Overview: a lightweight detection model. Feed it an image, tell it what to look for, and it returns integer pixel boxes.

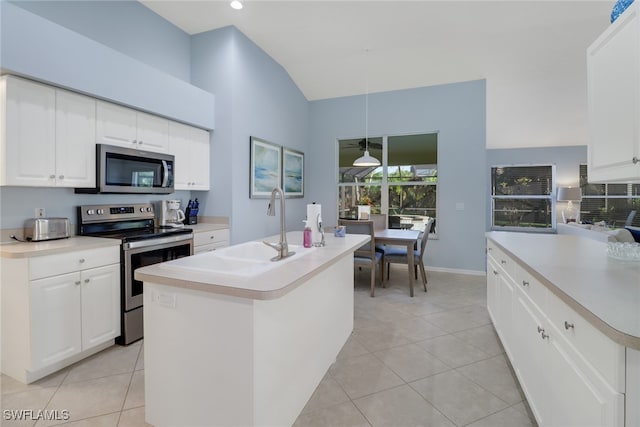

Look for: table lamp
[557,187,582,223]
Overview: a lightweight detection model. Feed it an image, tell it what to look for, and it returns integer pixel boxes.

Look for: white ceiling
[140,0,615,149]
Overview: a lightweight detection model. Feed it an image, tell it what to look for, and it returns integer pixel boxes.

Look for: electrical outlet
[35,208,46,218]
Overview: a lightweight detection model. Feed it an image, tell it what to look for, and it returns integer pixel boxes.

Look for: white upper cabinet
[0,76,56,186]
[96,101,169,153]
[587,2,640,183]
[0,75,95,188]
[169,121,210,190]
[55,89,96,188]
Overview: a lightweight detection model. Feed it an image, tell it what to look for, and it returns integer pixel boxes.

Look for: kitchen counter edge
[0,236,121,258]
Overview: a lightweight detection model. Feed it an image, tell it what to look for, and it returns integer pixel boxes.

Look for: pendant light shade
[353,49,380,167]
[353,149,381,167]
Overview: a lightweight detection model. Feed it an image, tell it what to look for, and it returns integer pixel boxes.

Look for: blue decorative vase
[611,0,634,23]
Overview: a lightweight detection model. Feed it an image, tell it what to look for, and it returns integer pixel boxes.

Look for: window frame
[337,133,439,237]
[490,164,557,232]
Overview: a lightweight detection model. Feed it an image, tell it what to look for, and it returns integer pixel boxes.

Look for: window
[491,165,555,231]
[338,133,437,233]
[579,165,640,227]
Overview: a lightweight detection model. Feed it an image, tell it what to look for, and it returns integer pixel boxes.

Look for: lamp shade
[557,187,582,202]
[353,150,381,167]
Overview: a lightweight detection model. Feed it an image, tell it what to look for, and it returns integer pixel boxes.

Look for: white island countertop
[135,231,369,300]
[487,232,640,349]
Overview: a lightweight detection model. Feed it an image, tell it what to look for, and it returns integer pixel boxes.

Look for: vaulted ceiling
[141,1,615,149]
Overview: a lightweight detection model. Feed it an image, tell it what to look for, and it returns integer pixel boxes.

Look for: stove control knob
[97,209,105,215]
[140,207,145,212]
[86,209,95,215]
[147,207,153,212]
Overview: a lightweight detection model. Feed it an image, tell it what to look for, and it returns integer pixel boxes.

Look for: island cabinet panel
[486,236,626,427]
[143,255,355,427]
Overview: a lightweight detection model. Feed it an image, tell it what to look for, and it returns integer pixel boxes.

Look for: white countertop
[187,222,229,233]
[487,232,640,347]
[0,236,120,258]
[135,231,369,300]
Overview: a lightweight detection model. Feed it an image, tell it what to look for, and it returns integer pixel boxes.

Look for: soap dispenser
[303,220,312,248]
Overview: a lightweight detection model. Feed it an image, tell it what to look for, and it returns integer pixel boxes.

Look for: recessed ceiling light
[230,1,243,10]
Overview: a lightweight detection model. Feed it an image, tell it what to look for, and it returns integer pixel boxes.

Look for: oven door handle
[123,233,193,250]
[161,160,169,188]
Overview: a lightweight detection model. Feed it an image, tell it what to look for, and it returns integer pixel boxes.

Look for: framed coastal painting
[282,147,304,198]
[250,136,282,198]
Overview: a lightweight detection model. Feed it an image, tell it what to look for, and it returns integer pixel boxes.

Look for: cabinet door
[30,272,82,370]
[512,294,550,426]
[81,264,120,349]
[55,90,96,188]
[136,112,169,153]
[2,76,56,186]
[548,333,624,427]
[497,272,514,359]
[486,257,500,326]
[96,101,137,148]
[189,128,210,190]
[169,121,192,189]
[587,6,640,182]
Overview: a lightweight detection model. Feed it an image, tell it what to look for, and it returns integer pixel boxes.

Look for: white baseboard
[424,265,486,276]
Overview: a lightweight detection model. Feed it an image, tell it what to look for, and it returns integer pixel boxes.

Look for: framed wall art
[250,136,282,198]
[282,147,304,198]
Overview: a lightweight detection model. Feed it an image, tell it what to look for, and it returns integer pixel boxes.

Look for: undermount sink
[159,241,315,277]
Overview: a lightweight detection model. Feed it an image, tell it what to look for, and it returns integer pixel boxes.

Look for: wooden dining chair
[338,219,385,297]
[385,218,434,292]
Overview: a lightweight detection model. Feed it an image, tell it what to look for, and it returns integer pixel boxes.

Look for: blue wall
[9,0,191,82]
[309,81,488,273]
[191,27,310,244]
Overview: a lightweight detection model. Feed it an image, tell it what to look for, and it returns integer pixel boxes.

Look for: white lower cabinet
[487,238,625,426]
[194,228,229,254]
[1,246,120,383]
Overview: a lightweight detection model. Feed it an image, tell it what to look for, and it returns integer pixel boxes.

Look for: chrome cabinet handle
[633,156,639,164]
[49,174,56,179]
[79,258,85,263]
[84,278,90,283]
[75,281,81,285]
[139,140,143,145]
[488,247,493,251]
[541,331,549,340]
[564,321,574,330]
[522,280,529,287]
[492,270,498,275]
[210,236,215,239]
[501,259,507,264]
[537,326,544,334]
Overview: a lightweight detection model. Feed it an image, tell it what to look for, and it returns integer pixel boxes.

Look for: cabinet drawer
[514,267,547,311]
[487,241,515,278]
[194,229,229,247]
[30,246,120,280]
[194,241,228,254]
[547,293,625,391]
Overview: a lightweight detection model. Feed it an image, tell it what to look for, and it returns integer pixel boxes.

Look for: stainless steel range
[77,203,193,345]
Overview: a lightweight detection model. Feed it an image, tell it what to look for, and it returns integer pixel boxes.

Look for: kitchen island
[486,232,640,427]
[135,231,369,427]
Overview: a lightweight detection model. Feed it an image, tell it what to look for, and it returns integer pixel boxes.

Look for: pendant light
[353,49,381,167]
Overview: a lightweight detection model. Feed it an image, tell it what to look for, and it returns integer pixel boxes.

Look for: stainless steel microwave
[76,144,175,194]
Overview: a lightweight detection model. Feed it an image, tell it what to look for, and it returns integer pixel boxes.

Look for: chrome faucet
[263,187,295,261]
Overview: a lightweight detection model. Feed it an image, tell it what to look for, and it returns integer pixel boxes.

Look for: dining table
[374,228,421,297]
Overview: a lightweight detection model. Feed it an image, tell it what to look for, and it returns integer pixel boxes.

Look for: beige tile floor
[1,266,537,427]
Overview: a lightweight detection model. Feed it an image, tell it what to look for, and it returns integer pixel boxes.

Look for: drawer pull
[84,278,90,283]
[79,258,85,263]
[541,332,549,340]
[488,247,493,251]
[564,321,574,330]
[537,326,545,334]
[493,270,498,275]
[75,281,81,286]
[522,280,529,287]
[210,236,215,239]
[501,259,507,264]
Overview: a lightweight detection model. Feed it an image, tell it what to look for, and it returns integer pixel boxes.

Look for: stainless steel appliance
[76,144,175,194]
[23,218,71,241]
[78,203,193,344]
[157,200,186,227]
